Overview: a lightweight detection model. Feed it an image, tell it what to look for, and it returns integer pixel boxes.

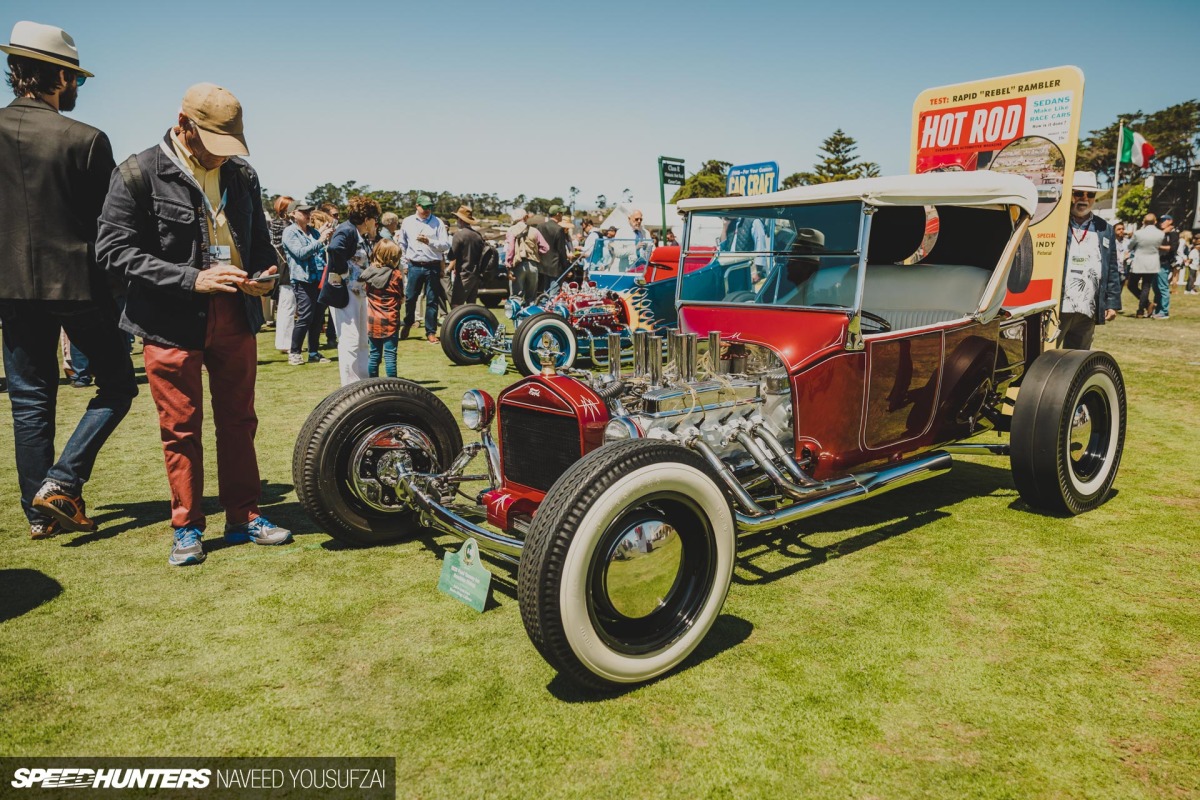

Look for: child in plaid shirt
[361,239,406,377]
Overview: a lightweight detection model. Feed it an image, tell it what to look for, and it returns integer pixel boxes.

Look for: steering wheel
[811,303,892,333]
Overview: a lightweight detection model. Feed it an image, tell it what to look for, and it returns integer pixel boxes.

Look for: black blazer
[96,132,276,350]
[537,220,571,278]
[0,97,116,302]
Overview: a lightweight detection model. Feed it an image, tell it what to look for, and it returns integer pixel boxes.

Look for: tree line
[264,102,1199,217]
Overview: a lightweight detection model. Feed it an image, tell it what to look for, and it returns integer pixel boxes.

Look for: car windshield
[679,201,864,307]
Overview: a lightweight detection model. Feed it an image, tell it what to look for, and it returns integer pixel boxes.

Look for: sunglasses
[72,72,87,87]
[1072,191,1095,199]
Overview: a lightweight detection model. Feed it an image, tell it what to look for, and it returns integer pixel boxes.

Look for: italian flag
[1120,127,1155,167]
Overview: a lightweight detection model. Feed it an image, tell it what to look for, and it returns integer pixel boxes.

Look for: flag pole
[1113,120,1122,215]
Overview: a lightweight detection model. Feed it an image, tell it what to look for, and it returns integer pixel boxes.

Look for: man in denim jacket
[97,83,291,566]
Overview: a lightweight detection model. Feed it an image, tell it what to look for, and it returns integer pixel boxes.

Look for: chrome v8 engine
[567,331,793,463]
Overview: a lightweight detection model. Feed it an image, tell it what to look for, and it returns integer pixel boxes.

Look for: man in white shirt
[613,209,653,271]
[397,194,450,343]
[1059,172,1121,349]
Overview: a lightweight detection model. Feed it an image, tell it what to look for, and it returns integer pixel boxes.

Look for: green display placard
[437,539,492,613]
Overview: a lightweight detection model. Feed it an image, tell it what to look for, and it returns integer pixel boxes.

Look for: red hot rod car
[294,172,1126,689]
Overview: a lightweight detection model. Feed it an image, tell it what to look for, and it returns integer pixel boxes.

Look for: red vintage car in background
[295,172,1126,689]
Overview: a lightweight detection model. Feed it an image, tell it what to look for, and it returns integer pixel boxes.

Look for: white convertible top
[676,171,1038,216]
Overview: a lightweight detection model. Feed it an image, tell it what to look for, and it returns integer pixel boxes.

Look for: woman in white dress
[325,196,377,385]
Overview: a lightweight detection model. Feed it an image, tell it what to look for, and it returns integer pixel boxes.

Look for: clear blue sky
[7,0,1199,214]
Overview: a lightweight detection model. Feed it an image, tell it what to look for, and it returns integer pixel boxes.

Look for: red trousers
[143,294,260,530]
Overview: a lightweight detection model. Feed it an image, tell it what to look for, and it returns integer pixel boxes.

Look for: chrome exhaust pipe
[607,333,622,381]
[688,436,767,515]
[707,331,723,374]
[682,333,698,382]
[733,430,810,501]
[733,451,953,532]
[667,333,684,380]
[633,330,648,378]
[733,429,854,503]
[747,419,821,487]
[648,335,664,387]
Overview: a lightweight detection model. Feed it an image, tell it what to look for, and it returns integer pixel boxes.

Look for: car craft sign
[726,162,779,197]
[911,66,1085,306]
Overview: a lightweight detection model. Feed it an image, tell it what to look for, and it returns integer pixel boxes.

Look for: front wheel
[1010,349,1126,515]
[518,440,736,689]
[512,312,578,376]
[293,379,463,545]
[440,304,500,365]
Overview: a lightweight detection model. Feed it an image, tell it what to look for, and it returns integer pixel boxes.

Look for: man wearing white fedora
[0,21,138,539]
[1059,171,1122,350]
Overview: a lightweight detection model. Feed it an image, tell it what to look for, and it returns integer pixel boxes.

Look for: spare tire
[1007,230,1035,295]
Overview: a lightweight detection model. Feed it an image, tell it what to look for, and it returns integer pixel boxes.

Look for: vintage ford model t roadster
[295,172,1126,689]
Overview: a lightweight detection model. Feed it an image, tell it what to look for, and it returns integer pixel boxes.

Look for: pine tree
[782,130,879,188]
[670,160,732,202]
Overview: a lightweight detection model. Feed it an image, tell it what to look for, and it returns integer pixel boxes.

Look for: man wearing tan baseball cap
[180,82,248,157]
[97,82,292,566]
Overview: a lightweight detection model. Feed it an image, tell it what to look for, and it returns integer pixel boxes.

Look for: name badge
[208,245,231,263]
[1071,254,1088,267]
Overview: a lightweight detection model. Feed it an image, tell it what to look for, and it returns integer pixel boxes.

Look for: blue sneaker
[224,515,292,545]
[169,527,206,566]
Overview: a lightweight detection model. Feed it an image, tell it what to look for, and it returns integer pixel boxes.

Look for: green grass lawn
[2,296,1199,799]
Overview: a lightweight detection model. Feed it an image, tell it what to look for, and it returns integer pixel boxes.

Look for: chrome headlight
[461,390,495,431]
[604,416,642,443]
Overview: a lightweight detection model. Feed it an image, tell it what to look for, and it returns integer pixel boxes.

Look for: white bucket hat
[1071,171,1100,193]
[1,21,93,78]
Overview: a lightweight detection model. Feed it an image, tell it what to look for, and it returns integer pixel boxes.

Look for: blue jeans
[403,263,441,335]
[1154,266,1171,315]
[69,340,91,385]
[0,300,138,522]
[368,335,398,377]
[290,280,325,356]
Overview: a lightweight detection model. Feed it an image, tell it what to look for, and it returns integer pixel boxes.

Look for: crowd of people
[255,194,662,381]
[2,20,1196,568]
[0,18,670,567]
[1116,210,1198,319]
[1053,170,1194,350]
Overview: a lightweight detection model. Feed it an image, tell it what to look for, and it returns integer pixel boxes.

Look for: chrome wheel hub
[604,519,682,618]
[457,320,492,354]
[1069,402,1092,463]
[349,424,438,512]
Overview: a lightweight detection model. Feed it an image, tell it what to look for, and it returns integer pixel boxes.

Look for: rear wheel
[512,312,578,376]
[293,379,463,545]
[518,440,736,689]
[440,304,500,365]
[1010,349,1125,514]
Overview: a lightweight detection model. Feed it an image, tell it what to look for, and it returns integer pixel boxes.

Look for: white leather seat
[862,264,990,330]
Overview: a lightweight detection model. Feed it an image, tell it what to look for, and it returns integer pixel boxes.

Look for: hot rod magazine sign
[911,66,1085,306]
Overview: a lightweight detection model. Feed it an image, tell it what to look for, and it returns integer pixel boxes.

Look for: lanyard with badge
[159,139,230,267]
[1069,219,1092,273]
